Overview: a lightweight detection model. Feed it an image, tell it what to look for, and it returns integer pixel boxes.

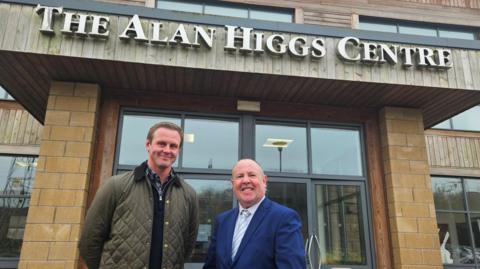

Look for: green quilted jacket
[79,162,199,269]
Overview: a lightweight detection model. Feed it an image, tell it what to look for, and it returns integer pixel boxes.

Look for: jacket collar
[133,161,181,187]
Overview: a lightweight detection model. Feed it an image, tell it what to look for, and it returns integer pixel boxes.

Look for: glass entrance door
[306,182,373,269]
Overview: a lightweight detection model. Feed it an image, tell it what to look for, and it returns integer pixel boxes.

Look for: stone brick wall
[18,82,100,269]
[379,107,442,269]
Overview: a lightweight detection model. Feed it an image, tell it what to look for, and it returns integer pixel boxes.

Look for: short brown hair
[146,122,184,147]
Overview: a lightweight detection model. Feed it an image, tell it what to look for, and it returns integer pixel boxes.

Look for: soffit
[1,51,479,127]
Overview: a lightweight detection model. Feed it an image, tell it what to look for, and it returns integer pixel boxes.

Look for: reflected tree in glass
[436,212,474,264]
[471,214,480,263]
[0,156,37,258]
[185,179,232,263]
[466,179,480,211]
[432,177,465,211]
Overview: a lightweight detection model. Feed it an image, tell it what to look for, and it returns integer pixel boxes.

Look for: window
[0,86,14,101]
[315,184,366,265]
[359,17,478,40]
[184,178,233,263]
[183,118,239,170]
[116,111,240,171]
[311,127,363,176]
[0,156,37,268]
[432,176,480,268]
[156,0,293,23]
[255,123,308,173]
[432,106,480,132]
[114,108,372,268]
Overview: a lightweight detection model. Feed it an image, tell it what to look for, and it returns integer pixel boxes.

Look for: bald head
[232,159,265,177]
[231,159,267,208]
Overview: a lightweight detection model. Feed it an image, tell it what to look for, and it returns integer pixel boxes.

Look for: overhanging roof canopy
[1,50,479,127]
[1,1,479,126]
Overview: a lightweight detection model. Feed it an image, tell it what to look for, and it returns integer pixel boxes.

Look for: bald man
[203,159,306,269]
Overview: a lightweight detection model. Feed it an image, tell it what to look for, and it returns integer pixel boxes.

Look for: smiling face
[231,159,267,209]
[145,127,181,172]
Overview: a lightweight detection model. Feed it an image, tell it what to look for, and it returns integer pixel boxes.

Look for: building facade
[0,0,479,268]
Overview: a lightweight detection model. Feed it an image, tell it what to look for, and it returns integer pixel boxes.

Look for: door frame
[308,180,375,269]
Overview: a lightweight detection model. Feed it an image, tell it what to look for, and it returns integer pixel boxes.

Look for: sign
[35,4,453,69]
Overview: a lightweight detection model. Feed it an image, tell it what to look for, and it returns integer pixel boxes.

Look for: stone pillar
[18,82,100,269]
[379,107,442,269]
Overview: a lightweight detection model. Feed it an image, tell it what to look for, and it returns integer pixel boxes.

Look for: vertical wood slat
[3,3,480,92]
[426,133,480,169]
[0,107,42,147]
[2,4,21,50]
[0,108,6,143]
[10,109,22,144]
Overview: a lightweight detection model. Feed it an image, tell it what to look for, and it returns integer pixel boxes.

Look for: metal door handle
[305,235,314,269]
[313,234,322,269]
[305,236,310,268]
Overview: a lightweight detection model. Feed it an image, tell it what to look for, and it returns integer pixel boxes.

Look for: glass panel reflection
[358,22,397,33]
[452,106,480,131]
[250,10,292,22]
[437,212,474,264]
[183,118,239,170]
[185,179,232,263]
[466,179,480,211]
[432,177,465,211]
[439,29,475,40]
[118,114,181,166]
[0,156,36,197]
[204,5,248,18]
[399,25,437,36]
[157,0,203,13]
[0,200,28,258]
[311,128,362,176]
[471,214,480,263]
[432,119,452,129]
[255,123,308,173]
[268,182,308,238]
[315,184,366,265]
[0,156,36,258]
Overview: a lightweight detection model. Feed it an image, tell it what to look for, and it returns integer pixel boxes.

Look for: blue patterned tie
[231,209,251,259]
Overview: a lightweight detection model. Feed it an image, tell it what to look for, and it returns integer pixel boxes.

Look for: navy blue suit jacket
[203,198,306,269]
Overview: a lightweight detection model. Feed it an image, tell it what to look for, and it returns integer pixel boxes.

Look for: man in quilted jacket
[79,122,199,269]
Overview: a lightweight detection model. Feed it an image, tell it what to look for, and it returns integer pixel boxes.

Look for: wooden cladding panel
[0,107,42,146]
[303,10,352,27]
[426,132,480,169]
[395,0,480,9]
[1,3,479,93]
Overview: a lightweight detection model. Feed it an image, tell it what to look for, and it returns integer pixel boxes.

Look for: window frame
[359,16,479,40]
[114,107,242,175]
[155,0,294,23]
[432,175,480,268]
[0,154,38,269]
[113,107,373,268]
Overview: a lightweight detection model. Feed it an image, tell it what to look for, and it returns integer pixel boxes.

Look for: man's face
[145,127,181,170]
[231,159,267,208]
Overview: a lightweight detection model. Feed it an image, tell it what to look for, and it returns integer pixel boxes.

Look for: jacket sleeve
[78,177,119,269]
[184,188,199,259]
[274,210,307,269]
